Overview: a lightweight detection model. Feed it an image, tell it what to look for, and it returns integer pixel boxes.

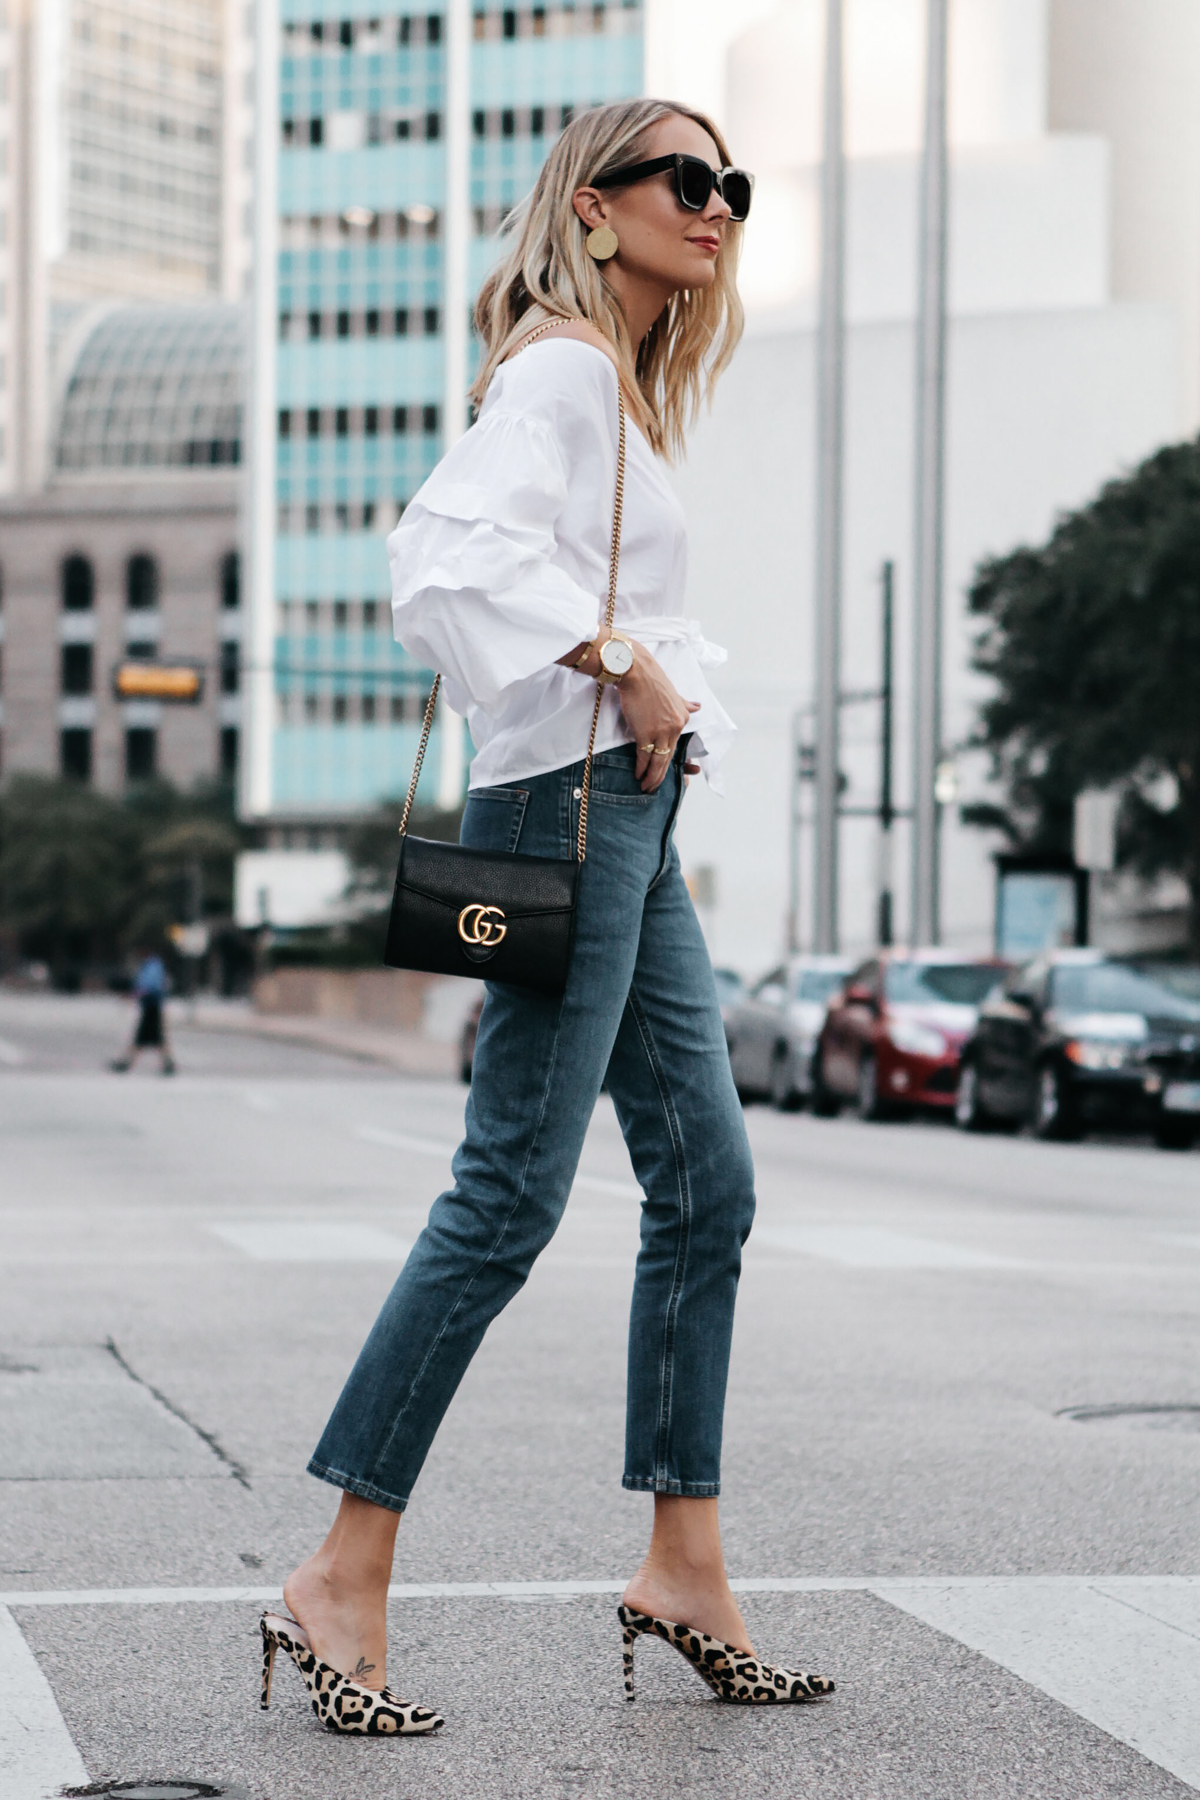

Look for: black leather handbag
[383,338,626,995]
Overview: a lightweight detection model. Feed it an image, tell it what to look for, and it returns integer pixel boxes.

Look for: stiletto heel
[617,1604,834,1705]
[258,1611,444,1735]
[621,1618,638,1701]
[260,1619,277,1709]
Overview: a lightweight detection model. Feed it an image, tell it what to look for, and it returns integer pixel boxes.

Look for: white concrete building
[0,0,225,495]
[643,0,1197,973]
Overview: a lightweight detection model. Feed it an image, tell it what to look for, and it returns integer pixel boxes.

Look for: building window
[62,554,94,611]
[125,728,157,782]
[61,728,92,781]
[127,553,158,610]
[220,641,240,694]
[333,601,348,629]
[393,405,409,434]
[423,306,439,335]
[394,307,409,335]
[307,408,320,438]
[362,692,376,723]
[308,311,322,339]
[364,406,378,436]
[363,599,378,628]
[220,726,239,778]
[221,551,240,610]
[61,643,93,695]
[306,503,320,533]
[278,409,291,438]
[332,694,348,723]
[337,310,350,338]
[366,308,380,335]
[336,407,349,437]
[422,404,438,433]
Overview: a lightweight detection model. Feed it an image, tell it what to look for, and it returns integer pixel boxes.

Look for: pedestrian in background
[110,950,175,1076]
[260,97,834,1737]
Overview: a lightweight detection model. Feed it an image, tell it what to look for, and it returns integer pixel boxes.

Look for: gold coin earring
[585,224,619,262]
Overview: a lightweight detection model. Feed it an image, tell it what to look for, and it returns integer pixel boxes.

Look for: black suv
[955,951,1200,1149]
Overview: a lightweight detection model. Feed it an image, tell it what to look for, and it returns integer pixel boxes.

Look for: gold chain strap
[398,318,627,865]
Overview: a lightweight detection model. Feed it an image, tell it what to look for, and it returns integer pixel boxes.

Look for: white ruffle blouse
[387,338,735,792]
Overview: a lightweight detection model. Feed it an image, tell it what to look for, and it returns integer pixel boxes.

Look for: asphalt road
[2,992,1200,1800]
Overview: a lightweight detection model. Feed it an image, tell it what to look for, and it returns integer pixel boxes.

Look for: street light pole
[813,0,846,953]
[437,0,471,810]
[910,0,950,947]
[878,560,895,947]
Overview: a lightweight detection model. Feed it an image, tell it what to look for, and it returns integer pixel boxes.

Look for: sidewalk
[189,997,461,1077]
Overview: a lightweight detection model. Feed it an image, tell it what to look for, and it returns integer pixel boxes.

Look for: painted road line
[209,1221,412,1263]
[878,1577,1200,1792]
[752,1223,1025,1270]
[7,1575,1198,1607]
[354,1125,640,1200]
[0,1603,89,1800]
[355,1124,457,1157]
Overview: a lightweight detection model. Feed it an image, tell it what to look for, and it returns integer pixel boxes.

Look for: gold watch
[597,629,635,686]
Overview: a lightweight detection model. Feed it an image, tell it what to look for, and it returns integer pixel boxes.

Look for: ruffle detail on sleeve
[387,410,602,713]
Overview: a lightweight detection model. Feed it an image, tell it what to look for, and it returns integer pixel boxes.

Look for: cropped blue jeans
[309,742,757,1513]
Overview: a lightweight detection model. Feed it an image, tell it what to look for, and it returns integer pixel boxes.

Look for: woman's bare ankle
[282,1554,391,1688]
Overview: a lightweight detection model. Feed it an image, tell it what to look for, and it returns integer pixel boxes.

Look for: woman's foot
[282,1492,401,1690]
[621,1568,752,1651]
[622,1495,753,1652]
[282,1556,389,1690]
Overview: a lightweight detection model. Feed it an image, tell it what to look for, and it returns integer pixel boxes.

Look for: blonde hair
[470,98,744,459]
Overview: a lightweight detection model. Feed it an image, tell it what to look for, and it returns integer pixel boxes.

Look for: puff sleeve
[387,358,614,714]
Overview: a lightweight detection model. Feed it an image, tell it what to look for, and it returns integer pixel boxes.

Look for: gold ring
[639,743,657,753]
[651,745,672,756]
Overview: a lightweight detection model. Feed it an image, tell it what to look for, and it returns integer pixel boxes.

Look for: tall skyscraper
[1,0,225,495]
[245,1,644,833]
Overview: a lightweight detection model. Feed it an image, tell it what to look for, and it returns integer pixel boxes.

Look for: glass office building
[250,2,643,824]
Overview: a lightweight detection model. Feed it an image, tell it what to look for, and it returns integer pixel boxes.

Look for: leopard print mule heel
[259,1611,444,1736]
[618,1603,835,1705]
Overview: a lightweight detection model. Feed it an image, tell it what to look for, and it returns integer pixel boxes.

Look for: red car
[812,951,1006,1120]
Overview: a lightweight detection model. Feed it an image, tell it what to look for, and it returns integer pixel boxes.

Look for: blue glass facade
[267,3,643,814]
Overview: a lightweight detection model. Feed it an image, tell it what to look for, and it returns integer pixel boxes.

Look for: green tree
[0,773,245,980]
[968,438,1200,952]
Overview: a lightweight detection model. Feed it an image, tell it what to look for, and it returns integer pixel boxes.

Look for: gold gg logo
[457,903,508,948]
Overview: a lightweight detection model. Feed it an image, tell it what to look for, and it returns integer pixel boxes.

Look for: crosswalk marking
[879,1577,1200,1793]
[209,1220,412,1262]
[0,1604,89,1800]
[752,1223,1024,1269]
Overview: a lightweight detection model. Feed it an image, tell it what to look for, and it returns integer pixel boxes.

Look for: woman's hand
[619,651,700,791]
[558,629,699,791]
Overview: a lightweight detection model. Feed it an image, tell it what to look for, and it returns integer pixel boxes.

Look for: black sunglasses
[593,153,754,223]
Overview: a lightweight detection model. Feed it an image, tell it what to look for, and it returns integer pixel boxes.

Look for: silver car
[726,955,853,1109]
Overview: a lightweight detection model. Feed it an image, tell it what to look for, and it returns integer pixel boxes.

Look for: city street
[2,993,1200,1799]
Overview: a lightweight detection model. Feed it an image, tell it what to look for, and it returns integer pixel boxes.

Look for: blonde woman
[260,98,834,1734]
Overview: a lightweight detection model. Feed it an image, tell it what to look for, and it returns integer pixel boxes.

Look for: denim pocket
[460,786,529,854]
[590,747,656,807]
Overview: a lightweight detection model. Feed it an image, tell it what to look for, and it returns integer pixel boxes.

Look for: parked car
[813,950,1005,1120]
[459,972,747,1087]
[712,966,746,1023]
[726,956,853,1107]
[955,950,1200,1148]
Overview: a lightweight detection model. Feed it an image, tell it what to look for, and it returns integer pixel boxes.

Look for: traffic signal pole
[910,0,949,947]
[813,0,846,953]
